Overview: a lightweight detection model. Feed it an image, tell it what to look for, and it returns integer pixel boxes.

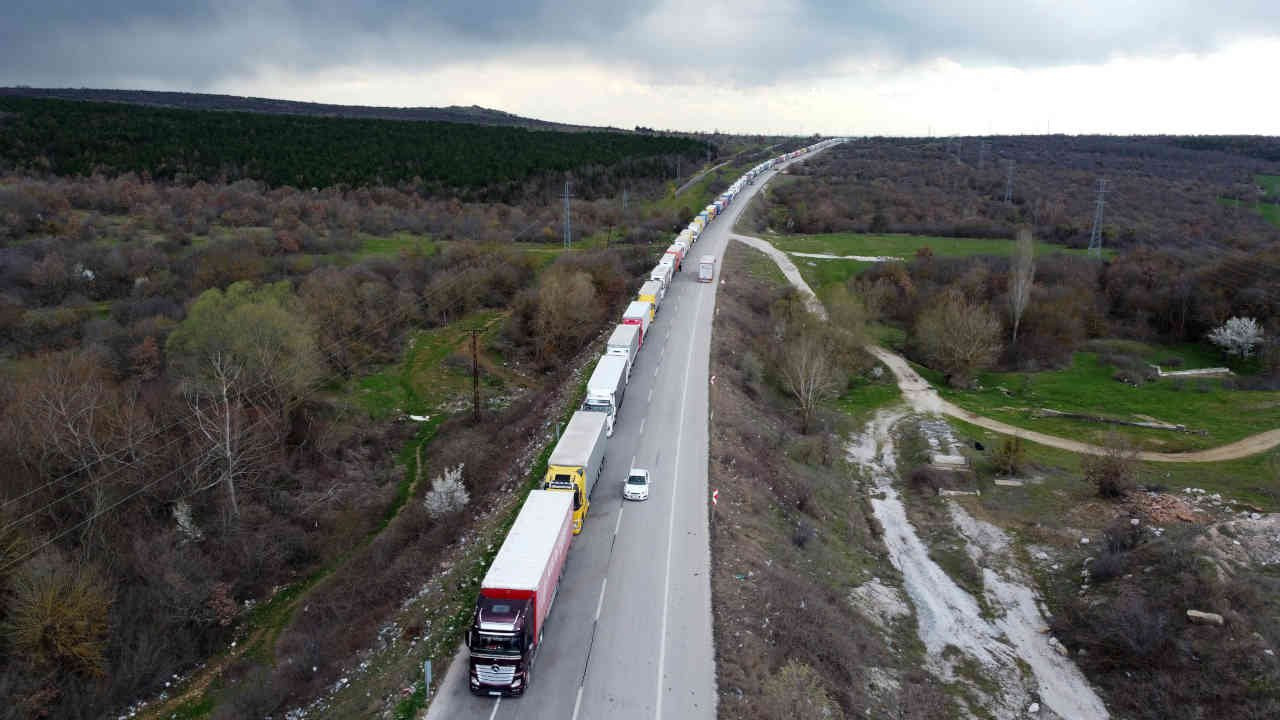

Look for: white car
[623,469,650,501]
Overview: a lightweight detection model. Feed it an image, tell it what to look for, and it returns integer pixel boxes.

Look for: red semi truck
[468,490,574,696]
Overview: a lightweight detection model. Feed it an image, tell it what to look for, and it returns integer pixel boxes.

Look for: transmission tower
[1088,178,1109,258]
[562,180,573,249]
[1003,159,1016,204]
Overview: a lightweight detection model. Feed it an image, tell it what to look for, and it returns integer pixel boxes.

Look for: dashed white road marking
[595,578,608,621]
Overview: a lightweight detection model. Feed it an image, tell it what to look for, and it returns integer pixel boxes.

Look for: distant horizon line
[3,85,1278,139]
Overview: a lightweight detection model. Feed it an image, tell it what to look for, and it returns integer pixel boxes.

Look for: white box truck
[544,411,609,534]
[606,323,640,383]
[622,300,652,345]
[583,354,628,437]
[650,262,673,292]
[698,254,716,283]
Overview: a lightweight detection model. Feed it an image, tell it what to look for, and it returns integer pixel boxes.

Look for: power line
[562,180,573,249]
[2,222,554,515]
[1,261,493,538]
[1088,178,1109,258]
[1,216,622,567]
[1003,159,1016,205]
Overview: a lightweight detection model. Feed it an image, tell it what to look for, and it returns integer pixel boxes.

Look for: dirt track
[733,234,1280,464]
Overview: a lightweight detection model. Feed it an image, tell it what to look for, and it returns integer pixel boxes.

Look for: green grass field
[1257,174,1280,198]
[834,372,902,420]
[772,231,1099,292]
[350,310,521,419]
[919,351,1280,452]
[948,417,1280,514]
[1218,175,1280,227]
[355,232,438,258]
[649,158,758,220]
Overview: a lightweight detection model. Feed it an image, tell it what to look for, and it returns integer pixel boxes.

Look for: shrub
[4,560,113,675]
[1083,437,1137,498]
[759,660,844,720]
[792,521,817,549]
[1089,548,1127,583]
[213,664,282,720]
[907,466,947,495]
[991,435,1026,475]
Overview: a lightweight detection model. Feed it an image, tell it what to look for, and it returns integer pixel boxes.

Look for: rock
[1080,537,1090,545]
[1186,609,1225,626]
[1048,636,1070,656]
[1130,518,1140,526]
[1028,702,1041,714]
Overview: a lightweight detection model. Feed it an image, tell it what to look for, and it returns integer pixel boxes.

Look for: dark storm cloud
[2,1,1278,89]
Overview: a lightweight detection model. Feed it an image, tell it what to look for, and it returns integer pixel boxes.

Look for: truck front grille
[476,664,516,685]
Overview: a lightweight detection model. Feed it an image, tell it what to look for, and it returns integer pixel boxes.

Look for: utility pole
[1088,178,1109,258]
[1003,159,1016,205]
[562,180,573,249]
[471,330,480,423]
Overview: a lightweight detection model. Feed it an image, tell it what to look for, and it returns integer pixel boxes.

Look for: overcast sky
[4,1,1279,135]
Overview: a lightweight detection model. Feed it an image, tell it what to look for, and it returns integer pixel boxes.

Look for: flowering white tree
[425,463,469,517]
[1208,317,1264,358]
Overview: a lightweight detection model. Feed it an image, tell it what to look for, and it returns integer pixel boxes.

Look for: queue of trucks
[467,138,844,697]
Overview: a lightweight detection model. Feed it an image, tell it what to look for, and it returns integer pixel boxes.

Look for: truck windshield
[473,633,522,655]
[584,399,611,412]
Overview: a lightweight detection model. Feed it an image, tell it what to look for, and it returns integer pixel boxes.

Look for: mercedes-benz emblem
[491,664,501,674]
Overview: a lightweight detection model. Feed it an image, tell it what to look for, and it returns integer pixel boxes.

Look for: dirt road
[870,346,1280,463]
[849,409,1109,719]
[732,234,1280,463]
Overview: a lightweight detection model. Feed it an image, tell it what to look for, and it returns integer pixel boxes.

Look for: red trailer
[468,490,574,696]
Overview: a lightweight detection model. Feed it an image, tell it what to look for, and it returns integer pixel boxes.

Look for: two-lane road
[426,148,832,720]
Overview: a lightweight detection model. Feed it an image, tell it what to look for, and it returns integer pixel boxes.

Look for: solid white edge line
[615,502,625,535]
[488,697,501,720]
[648,388,654,403]
[654,248,707,720]
[595,577,608,621]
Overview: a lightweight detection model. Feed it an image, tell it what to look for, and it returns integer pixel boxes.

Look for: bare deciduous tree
[184,352,278,523]
[534,268,602,363]
[1009,227,1035,345]
[4,351,158,547]
[778,330,843,433]
[915,290,1003,388]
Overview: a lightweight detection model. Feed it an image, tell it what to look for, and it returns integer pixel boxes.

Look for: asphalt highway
[426,148,830,720]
